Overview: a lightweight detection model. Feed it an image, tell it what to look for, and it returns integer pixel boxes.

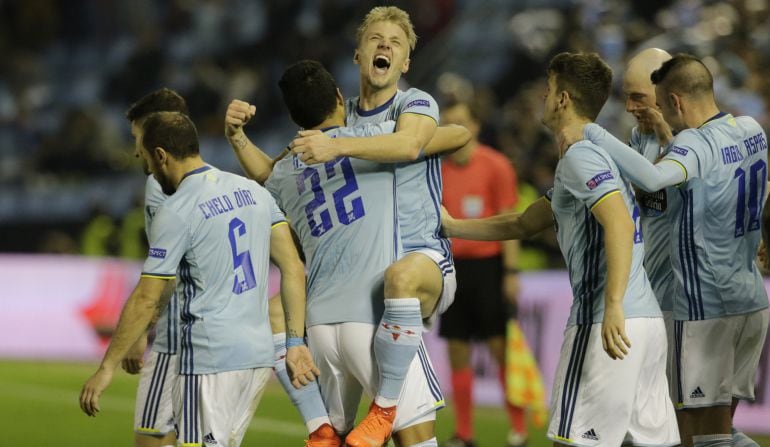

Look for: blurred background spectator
[1,0,769,268]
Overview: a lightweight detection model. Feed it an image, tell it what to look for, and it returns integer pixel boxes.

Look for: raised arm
[269,221,319,388]
[591,192,632,360]
[225,99,285,184]
[442,197,553,241]
[581,123,684,192]
[80,276,170,416]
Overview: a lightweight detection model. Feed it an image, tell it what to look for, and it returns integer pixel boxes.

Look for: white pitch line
[0,380,306,437]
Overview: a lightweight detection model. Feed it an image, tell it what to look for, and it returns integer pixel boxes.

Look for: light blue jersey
[144,176,178,354]
[547,142,661,327]
[142,166,284,375]
[345,88,452,264]
[662,113,769,320]
[630,128,678,312]
[266,123,401,327]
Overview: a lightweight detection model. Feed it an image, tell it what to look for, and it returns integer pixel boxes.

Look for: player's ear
[353,50,360,65]
[558,90,570,110]
[336,88,344,106]
[669,92,681,112]
[154,147,167,164]
[401,56,410,74]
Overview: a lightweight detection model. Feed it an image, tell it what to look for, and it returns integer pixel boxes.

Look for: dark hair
[126,88,189,123]
[141,111,199,159]
[278,60,338,129]
[547,52,612,121]
[651,53,713,97]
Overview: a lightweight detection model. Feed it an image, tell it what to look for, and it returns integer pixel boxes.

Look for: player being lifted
[225,8,467,446]
[442,52,679,446]
[563,54,769,447]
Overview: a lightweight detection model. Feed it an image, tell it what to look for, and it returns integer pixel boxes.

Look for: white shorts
[412,248,457,329]
[173,368,271,447]
[671,309,769,409]
[547,319,679,447]
[662,311,674,397]
[134,351,177,436]
[306,322,443,435]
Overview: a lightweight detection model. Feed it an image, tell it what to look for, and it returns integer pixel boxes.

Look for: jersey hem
[673,304,769,321]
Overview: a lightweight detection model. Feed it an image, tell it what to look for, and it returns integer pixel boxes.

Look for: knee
[384,262,419,297]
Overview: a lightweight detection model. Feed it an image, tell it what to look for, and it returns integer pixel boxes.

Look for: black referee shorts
[439,256,508,341]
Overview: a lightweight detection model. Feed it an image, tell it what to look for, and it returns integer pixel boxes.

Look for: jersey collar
[181,165,212,180]
[698,111,728,128]
[356,92,397,117]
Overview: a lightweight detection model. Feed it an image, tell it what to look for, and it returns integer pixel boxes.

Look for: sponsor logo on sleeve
[405,99,430,109]
[148,248,167,259]
[585,171,614,190]
[671,146,689,156]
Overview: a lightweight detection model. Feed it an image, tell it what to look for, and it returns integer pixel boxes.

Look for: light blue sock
[732,427,760,447]
[692,434,732,447]
[273,333,330,433]
[374,298,423,407]
[408,437,438,447]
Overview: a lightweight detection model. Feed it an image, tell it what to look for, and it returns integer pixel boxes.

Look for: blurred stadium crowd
[1,0,769,262]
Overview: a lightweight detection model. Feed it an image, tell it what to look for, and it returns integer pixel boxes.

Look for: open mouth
[373,55,391,75]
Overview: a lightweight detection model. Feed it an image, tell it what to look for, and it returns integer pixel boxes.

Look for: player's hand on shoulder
[286,345,321,389]
[225,99,256,137]
[79,366,115,417]
[290,130,338,164]
[556,123,586,155]
[601,303,631,360]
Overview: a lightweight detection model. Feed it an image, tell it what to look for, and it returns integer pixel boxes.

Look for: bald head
[651,53,714,99]
[625,48,671,88]
[623,48,671,130]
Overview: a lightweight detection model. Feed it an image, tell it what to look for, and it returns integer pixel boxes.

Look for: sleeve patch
[585,171,614,190]
[405,99,430,109]
[148,248,167,259]
[671,146,689,156]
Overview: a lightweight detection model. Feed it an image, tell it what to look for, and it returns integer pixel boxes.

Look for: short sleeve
[398,89,439,123]
[142,206,190,279]
[269,193,287,226]
[662,130,709,180]
[561,144,621,209]
[144,175,168,238]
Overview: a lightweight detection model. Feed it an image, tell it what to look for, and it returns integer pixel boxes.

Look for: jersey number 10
[297,158,366,237]
[734,160,767,238]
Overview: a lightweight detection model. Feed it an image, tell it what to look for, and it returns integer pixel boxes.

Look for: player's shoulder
[671,128,708,153]
[397,87,437,105]
[564,139,608,161]
[733,115,764,134]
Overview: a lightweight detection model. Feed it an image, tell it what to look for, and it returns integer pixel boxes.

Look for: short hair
[356,6,417,52]
[547,52,613,121]
[278,60,338,130]
[140,111,199,159]
[651,53,713,98]
[125,88,189,123]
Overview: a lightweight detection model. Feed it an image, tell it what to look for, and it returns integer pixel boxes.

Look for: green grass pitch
[2,360,768,446]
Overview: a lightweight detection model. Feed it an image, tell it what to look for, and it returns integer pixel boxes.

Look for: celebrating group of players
[77,4,769,447]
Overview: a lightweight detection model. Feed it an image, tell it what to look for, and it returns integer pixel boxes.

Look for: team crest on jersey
[637,189,667,217]
[405,99,430,109]
[671,146,689,156]
[585,171,613,190]
[148,248,166,259]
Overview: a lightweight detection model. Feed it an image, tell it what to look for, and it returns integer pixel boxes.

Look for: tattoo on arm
[287,329,300,338]
[232,132,249,150]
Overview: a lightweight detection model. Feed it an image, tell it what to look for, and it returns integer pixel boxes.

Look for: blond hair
[356,6,417,51]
